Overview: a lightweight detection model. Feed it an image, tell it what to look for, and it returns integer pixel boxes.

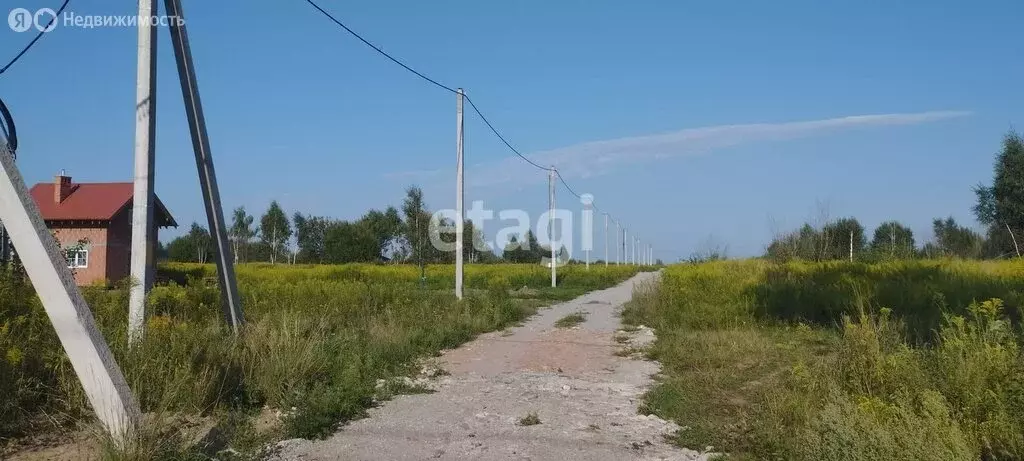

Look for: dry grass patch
[554,312,587,329]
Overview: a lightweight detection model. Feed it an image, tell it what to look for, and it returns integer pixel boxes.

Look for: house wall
[103,209,161,285]
[46,208,165,287]
[106,210,132,284]
[51,225,108,286]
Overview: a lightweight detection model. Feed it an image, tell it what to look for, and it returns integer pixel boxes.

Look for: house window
[66,249,88,268]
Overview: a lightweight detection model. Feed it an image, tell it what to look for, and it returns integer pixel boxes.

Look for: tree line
[163,186,572,265]
[766,131,1024,262]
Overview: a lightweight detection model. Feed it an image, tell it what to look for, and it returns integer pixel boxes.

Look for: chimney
[54,170,72,203]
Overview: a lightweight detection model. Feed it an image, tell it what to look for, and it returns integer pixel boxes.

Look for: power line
[302,0,457,94]
[0,0,72,77]
[555,169,582,200]
[301,0,633,236]
[463,96,548,172]
[302,0,550,173]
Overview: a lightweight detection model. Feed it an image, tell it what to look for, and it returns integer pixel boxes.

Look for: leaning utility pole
[128,0,158,344]
[164,0,243,331]
[548,166,556,287]
[454,88,464,299]
[0,142,140,444]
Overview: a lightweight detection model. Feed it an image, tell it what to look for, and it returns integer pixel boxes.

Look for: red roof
[29,182,177,227]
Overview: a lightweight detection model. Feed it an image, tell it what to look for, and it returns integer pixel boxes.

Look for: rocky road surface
[269,271,711,461]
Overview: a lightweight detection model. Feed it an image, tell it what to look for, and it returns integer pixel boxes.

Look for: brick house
[29,173,177,286]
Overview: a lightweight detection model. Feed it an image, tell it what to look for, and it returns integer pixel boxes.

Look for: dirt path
[270,271,708,461]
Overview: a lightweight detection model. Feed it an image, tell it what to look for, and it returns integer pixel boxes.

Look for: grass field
[623,260,1024,460]
[0,263,645,459]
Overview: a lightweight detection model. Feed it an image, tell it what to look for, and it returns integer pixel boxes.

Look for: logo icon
[34,8,57,32]
[8,8,32,32]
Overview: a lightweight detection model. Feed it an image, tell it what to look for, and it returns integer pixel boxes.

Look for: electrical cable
[301,0,633,236]
[302,0,550,173]
[302,0,457,94]
[0,0,71,77]
[555,169,583,200]
[463,96,549,172]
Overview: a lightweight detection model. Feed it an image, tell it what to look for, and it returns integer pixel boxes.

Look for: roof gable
[29,182,177,227]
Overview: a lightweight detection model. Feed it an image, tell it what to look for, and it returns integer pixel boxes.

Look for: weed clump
[554,312,587,328]
[518,412,541,426]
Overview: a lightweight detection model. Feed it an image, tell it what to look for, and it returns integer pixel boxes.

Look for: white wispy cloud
[388,110,971,188]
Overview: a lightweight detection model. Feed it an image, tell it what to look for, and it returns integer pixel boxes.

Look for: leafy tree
[229,206,256,263]
[869,221,915,259]
[766,223,823,262]
[767,218,865,261]
[820,217,866,260]
[982,224,1020,259]
[323,220,378,263]
[974,131,1024,258]
[931,216,983,259]
[464,220,497,263]
[259,201,292,264]
[401,186,437,264]
[293,213,330,263]
[166,222,212,263]
[503,231,542,263]
[360,207,404,260]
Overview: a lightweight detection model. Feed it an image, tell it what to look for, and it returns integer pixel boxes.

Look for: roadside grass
[517,412,542,426]
[625,260,1024,460]
[1,264,647,459]
[554,312,587,328]
[641,325,836,453]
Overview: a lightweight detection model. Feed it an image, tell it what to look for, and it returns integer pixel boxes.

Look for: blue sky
[1,0,1021,261]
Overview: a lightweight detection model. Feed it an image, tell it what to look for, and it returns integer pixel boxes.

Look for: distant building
[29,173,177,286]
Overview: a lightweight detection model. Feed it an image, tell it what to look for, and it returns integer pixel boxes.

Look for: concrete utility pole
[583,196,591,270]
[615,221,621,265]
[128,0,158,344]
[165,0,243,331]
[0,144,140,444]
[454,88,464,300]
[622,227,627,266]
[548,166,556,287]
[622,234,630,266]
[604,213,608,267]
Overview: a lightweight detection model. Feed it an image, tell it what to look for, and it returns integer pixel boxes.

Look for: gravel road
[269,271,710,461]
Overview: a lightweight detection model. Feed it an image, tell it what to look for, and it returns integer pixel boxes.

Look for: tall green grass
[160,262,642,293]
[624,260,1024,460]
[1,263,644,456]
[754,260,1024,341]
